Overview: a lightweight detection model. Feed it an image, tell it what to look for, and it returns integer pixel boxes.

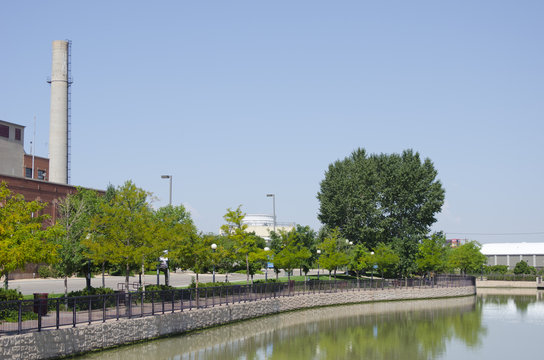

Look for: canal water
[80,289,544,360]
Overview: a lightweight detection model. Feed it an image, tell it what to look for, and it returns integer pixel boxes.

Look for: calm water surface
[80,289,544,360]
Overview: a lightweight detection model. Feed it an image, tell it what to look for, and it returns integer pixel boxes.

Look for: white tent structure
[481,242,544,269]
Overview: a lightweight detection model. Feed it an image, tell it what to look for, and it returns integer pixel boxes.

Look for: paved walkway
[6,270,297,295]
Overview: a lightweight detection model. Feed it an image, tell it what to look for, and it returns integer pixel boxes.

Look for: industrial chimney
[48,40,71,184]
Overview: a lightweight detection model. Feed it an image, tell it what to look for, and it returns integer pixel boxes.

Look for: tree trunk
[102,262,106,288]
[334,269,337,280]
[125,262,130,292]
[3,273,8,290]
[195,273,199,308]
[86,261,92,290]
[356,271,360,288]
[246,254,250,284]
[64,277,68,297]
[141,262,145,291]
[328,270,331,280]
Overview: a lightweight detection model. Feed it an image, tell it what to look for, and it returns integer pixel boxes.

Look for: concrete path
[6,269,299,295]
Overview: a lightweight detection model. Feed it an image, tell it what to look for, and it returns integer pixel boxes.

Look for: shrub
[253,279,280,284]
[485,265,509,274]
[0,288,23,301]
[143,284,174,292]
[513,261,535,275]
[65,286,116,311]
[66,286,114,298]
[37,265,60,278]
[0,289,37,323]
[188,281,229,289]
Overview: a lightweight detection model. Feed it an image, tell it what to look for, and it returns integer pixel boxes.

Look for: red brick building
[23,154,50,181]
[0,175,104,279]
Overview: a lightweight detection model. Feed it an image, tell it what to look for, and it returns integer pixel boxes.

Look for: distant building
[0,120,103,280]
[0,120,26,177]
[481,242,544,269]
[0,120,50,180]
[446,238,465,248]
[242,214,295,242]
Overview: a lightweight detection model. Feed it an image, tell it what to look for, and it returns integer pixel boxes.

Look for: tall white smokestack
[48,40,69,184]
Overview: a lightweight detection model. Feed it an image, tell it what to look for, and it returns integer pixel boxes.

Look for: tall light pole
[211,243,217,283]
[370,251,375,281]
[264,247,270,282]
[161,175,172,205]
[317,249,321,280]
[266,194,276,233]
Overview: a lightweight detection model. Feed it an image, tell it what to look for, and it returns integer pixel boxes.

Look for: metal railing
[0,275,474,335]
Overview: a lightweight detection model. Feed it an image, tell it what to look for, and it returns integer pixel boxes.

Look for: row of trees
[1,173,488,294]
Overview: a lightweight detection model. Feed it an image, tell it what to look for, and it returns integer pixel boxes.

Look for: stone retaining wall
[476,279,537,288]
[0,285,475,360]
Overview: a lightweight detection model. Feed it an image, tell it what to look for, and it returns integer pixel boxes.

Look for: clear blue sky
[1,1,543,243]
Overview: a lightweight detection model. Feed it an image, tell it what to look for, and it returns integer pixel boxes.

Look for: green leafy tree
[317,228,349,280]
[53,188,102,295]
[272,229,312,280]
[178,233,214,288]
[0,182,60,289]
[485,265,509,274]
[214,235,237,282]
[373,242,400,279]
[85,181,157,291]
[448,241,487,274]
[220,206,260,284]
[513,261,534,275]
[292,225,317,275]
[416,232,451,276]
[348,243,372,287]
[154,204,196,286]
[317,148,445,267]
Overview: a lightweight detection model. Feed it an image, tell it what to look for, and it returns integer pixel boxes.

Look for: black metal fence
[0,275,474,335]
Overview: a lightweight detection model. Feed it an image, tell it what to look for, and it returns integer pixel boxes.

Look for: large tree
[220,206,261,284]
[416,232,451,276]
[317,228,349,280]
[317,148,445,273]
[272,229,312,280]
[53,188,102,294]
[154,204,196,285]
[0,182,60,289]
[85,181,157,291]
[348,243,372,287]
[372,242,400,279]
[449,241,487,275]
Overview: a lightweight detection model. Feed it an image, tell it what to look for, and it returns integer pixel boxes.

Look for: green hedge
[0,289,37,323]
[486,274,537,281]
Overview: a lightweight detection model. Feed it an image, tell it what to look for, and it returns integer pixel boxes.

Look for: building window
[15,128,21,141]
[38,170,46,180]
[25,167,33,178]
[0,124,8,138]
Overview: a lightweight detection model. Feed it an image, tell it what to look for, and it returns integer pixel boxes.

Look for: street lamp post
[370,251,375,281]
[266,194,276,233]
[317,249,321,280]
[264,247,270,282]
[161,175,172,206]
[211,243,217,283]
